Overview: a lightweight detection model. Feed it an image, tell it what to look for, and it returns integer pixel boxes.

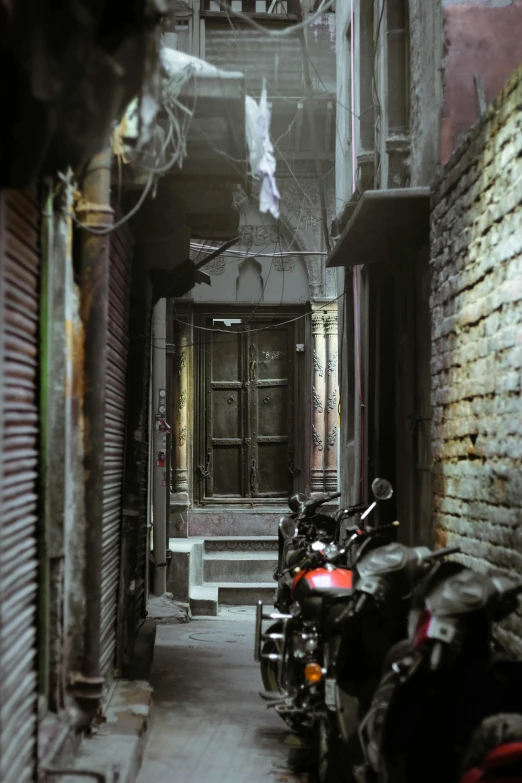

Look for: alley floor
[138,606,317,783]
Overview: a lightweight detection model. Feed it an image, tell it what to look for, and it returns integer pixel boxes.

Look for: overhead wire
[213,0,335,37]
[168,289,346,344]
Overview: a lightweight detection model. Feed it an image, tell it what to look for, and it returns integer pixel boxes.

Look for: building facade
[329,0,522,546]
[164,0,339,612]
[0,5,253,778]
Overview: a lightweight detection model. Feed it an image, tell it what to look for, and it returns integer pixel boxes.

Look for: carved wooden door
[202,319,295,501]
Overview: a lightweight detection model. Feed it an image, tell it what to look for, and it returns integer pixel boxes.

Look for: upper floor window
[386,0,410,135]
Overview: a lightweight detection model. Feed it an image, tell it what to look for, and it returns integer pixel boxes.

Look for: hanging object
[245,82,281,219]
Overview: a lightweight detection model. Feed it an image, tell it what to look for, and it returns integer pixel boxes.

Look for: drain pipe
[152,298,167,596]
[72,143,113,722]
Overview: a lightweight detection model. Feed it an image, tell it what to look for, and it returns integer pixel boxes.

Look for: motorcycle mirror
[371,477,394,501]
[311,541,326,551]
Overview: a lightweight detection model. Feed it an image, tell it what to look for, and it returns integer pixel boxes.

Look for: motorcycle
[276,482,394,612]
[255,479,396,780]
[357,556,522,783]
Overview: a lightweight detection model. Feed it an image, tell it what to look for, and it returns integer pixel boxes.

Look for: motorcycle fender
[335,684,360,744]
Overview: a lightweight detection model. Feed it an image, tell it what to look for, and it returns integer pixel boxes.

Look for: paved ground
[138,606,317,783]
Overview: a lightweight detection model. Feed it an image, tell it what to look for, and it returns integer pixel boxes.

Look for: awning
[326,188,430,268]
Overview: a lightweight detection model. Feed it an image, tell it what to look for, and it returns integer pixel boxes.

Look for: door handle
[197,451,211,478]
[250,458,257,495]
[249,345,257,381]
[288,452,301,478]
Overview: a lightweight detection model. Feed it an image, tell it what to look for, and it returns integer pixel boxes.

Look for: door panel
[212,446,242,496]
[201,314,297,502]
[212,388,242,438]
[257,386,288,436]
[257,329,288,379]
[212,333,242,381]
[257,442,288,495]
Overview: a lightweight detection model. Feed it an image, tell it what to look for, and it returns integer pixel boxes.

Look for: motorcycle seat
[301,589,352,620]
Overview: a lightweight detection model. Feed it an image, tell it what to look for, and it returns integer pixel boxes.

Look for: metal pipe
[74,143,113,716]
[152,298,167,596]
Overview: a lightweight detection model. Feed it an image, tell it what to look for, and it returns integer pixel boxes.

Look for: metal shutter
[134,294,151,625]
[0,190,40,783]
[100,222,133,678]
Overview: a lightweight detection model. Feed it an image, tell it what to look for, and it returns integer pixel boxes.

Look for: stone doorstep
[189,582,275,615]
[38,680,153,783]
[203,551,277,583]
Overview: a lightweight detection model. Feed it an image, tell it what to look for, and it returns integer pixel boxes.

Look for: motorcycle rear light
[304,662,323,683]
[412,608,433,649]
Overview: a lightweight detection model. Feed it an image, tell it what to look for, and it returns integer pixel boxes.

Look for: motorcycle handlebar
[423,544,460,562]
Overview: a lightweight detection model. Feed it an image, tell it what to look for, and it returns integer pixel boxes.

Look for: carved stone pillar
[311,308,327,492]
[324,309,338,492]
[170,318,190,537]
[173,325,189,492]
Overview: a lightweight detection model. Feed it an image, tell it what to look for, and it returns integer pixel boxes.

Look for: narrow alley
[1,2,522,783]
[138,608,315,783]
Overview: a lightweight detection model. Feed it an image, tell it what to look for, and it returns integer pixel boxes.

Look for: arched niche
[190,200,309,303]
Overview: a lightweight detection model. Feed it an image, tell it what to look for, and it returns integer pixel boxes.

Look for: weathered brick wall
[430,65,522,654]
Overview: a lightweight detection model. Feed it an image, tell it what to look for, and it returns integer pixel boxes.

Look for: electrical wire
[63,62,199,236]
[190,244,327,257]
[172,289,345,336]
[213,0,335,38]
[66,171,155,236]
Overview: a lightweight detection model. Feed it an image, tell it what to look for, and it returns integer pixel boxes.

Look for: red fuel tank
[292,566,353,601]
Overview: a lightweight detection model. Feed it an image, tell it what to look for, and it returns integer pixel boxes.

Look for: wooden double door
[197,311,303,502]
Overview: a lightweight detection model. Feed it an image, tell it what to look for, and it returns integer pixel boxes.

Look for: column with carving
[311,308,327,492]
[171,320,190,536]
[324,308,338,492]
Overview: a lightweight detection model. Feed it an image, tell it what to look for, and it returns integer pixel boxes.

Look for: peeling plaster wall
[430,66,522,654]
[441,0,522,163]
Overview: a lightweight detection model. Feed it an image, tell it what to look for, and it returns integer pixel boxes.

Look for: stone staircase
[168,535,278,616]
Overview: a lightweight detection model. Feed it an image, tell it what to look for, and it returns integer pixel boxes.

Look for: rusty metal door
[202,318,294,501]
[0,190,40,783]
[100,221,133,678]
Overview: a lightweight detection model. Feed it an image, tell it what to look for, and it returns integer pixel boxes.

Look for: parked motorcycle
[255,479,396,779]
[357,556,522,783]
[276,482,394,612]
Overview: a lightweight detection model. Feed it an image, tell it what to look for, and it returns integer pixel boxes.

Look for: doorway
[194,307,306,504]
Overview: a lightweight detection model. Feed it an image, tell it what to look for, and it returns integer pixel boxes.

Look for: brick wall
[430,65,522,654]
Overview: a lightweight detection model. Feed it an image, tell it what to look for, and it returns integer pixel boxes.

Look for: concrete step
[203,552,277,583]
[189,585,218,617]
[211,582,276,606]
[203,535,278,553]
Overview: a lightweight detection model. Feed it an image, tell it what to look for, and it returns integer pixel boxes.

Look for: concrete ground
[137,606,317,783]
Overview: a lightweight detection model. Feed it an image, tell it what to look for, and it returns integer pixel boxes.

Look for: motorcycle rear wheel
[260,623,312,738]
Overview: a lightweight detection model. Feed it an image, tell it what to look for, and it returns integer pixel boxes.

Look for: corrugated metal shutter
[100,221,134,678]
[0,190,40,783]
[134,297,151,624]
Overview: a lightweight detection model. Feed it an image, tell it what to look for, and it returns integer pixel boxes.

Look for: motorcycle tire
[314,713,353,783]
[459,713,522,780]
[260,623,312,738]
